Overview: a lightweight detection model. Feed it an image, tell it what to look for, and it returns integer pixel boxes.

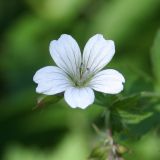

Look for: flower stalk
[89,109,127,160]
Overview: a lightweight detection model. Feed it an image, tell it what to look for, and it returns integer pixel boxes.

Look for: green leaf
[110,92,160,112]
[94,92,122,107]
[110,94,140,111]
[110,92,160,136]
[151,29,160,91]
[33,94,63,110]
[128,110,160,139]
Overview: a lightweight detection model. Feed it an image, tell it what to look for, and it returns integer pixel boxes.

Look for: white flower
[33,34,125,109]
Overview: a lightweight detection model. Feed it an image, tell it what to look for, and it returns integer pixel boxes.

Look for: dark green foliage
[110,92,160,138]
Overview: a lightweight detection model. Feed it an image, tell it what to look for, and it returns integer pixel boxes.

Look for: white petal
[33,66,71,95]
[49,34,81,77]
[82,34,115,73]
[89,69,125,94]
[64,87,95,109]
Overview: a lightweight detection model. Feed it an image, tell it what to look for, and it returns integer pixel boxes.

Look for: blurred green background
[0,0,160,159]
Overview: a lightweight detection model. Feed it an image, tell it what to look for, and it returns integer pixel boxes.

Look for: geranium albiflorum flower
[33,34,125,109]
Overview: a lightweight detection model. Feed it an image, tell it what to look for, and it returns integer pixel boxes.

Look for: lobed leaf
[109,92,160,138]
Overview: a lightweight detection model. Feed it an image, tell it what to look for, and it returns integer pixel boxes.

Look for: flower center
[73,63,93,87]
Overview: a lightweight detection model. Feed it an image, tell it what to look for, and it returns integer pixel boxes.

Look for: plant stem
[106,109,123,160]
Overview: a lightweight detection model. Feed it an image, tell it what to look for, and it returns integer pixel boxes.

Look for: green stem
[105,109,123,160]
[105,108,111,130]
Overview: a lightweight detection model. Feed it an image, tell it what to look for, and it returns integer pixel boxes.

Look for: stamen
[71,63,94,87]
[80,62,83,79]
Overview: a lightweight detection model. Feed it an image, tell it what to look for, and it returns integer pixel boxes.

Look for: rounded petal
[82,34,115,73]
[89,69,125,94]
[33,66,71,95]
[49,34,81,77]
[64,87,95,109]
